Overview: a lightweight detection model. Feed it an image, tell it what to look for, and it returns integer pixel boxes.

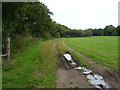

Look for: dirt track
[53,40,119,88]
[53,43,93,88]
[62,40,119,88]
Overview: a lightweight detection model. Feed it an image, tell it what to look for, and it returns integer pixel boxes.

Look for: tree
[116,26,120,36]
[103,25,116,36]
[92,28,103,36]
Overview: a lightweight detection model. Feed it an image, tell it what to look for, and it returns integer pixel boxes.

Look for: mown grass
[64,36,118,70]
[2,39,58,88]
[56,39,89,66]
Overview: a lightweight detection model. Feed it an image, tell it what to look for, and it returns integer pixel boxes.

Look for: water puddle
[64,53,72,61]
[74,66,85,70]
[64,53,110,89]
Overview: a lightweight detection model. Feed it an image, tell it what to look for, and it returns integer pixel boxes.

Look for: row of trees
[2,2,120,54]
[50,24,93,37]
[58,25,120,37]
[2,2,55,53]
[63,29,92,37]
[2,2,93,43]
[92,25,119,36]
[2,2,55,39]
[3,2,119,40]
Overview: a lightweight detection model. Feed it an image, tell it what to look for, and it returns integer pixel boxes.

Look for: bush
[11,35,41,55]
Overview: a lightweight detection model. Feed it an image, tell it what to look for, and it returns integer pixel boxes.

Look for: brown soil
[53,43,93,88]
[62,40,119,88]
[56,53,94,88]
[35,72,43,77]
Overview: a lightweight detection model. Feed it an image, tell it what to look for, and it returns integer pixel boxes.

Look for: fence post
[6,37,10,60]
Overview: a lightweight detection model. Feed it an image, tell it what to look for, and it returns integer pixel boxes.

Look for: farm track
[62,39,119,88]
[53,43,93,88]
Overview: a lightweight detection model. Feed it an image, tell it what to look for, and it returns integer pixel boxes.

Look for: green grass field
[2,39,58,88]
[64,36,118,70]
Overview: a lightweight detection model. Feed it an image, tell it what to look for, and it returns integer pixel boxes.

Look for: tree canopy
[2,2,119,54]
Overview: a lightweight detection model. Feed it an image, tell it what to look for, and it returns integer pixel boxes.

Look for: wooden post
[6,38,10,60]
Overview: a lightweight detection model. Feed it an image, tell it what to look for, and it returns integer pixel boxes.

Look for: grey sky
[40,0,119,29]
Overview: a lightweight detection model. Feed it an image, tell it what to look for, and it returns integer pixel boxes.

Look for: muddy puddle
[64,52,110,89]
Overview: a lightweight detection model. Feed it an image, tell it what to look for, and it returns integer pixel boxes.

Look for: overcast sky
[39,0,119,29]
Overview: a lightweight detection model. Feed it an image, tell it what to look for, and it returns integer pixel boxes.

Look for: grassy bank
[35,39,58,88]
[64,36,118,70]
[3,39,58,88]
[56,39,89,66]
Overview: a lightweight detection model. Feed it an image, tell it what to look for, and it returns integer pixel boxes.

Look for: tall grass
[35,39,58,88]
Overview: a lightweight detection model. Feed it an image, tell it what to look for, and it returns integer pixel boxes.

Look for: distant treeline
[2,2,119,39]
[64,25,120,37]
[92,25,120,36]
[2,2,120,54]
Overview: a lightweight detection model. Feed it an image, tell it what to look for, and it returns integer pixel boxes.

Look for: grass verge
[2,39,58,88]
[56,39,89,66]
[35,39,58,88]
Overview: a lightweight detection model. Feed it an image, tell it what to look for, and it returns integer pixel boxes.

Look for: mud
[62,40,119,89]
[64,53,110,89]
[56,54,93,88]
[53,43,93,88]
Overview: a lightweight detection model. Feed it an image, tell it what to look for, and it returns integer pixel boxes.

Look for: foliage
[92,28,104,36]
[2,2,54,54]
[92,25,118,36]
[103,25,116,36]
[2,2,119,56]
[64,29,92,37]
[10,35,40,54]
[116,26,120,36]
